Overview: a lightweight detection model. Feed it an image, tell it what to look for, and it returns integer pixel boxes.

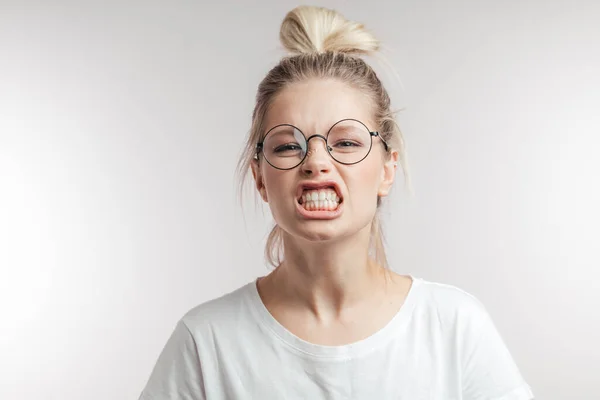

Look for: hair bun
[279,5,380,55]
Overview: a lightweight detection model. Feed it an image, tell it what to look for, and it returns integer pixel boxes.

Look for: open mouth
[298,187,343,211]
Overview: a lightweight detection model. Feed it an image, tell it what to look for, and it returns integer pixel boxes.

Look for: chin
[274,203,372,243]
[287,220,352,243]
[298,229,341,242]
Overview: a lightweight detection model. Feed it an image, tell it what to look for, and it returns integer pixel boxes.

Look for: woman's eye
[334,141,360,147]
[274,143,302,152]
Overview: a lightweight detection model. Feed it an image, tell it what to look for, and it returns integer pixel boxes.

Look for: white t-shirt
[139,276,534,399]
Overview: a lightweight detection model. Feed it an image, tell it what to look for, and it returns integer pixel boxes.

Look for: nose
[300,135,332,175]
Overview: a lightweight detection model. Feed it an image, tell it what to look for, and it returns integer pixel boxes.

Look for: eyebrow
[262,124,298,138]
[263,119,374,137]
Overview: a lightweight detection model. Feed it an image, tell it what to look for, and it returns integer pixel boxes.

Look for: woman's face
[251,78,398,243]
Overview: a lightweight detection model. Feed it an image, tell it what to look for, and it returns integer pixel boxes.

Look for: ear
[377,150,399,197]
[250,158,268,202]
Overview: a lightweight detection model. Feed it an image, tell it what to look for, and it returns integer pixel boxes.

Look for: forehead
[264,78,376,132]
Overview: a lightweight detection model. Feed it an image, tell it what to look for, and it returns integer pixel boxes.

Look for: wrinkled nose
[300,136,333,175]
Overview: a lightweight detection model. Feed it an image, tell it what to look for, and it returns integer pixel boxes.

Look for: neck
[269,224,390,322]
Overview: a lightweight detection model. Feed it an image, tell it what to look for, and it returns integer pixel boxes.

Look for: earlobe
[259,184,268,202]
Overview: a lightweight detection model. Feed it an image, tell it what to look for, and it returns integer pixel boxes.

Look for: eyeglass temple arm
[255,142,263,158]
[371,131,389,151]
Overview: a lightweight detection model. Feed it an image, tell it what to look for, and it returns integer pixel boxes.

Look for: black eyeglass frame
[255,118,390,171]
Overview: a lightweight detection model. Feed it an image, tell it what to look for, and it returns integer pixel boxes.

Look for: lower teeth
[301,201,339,211]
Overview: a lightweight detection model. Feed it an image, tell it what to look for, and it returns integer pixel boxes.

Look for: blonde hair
[236,5,410,270]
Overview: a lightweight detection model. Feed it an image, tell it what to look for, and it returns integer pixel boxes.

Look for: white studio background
[1,0,598,399]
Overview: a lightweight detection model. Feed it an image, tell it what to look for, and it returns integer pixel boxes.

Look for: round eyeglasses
[255,118,389,170]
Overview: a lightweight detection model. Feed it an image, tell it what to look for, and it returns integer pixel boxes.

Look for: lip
[295,180,343,203]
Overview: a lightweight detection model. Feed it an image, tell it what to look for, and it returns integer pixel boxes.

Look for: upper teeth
[301,189,340,203]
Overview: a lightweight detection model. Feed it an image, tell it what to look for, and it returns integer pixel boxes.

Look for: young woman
[140,6,533,399]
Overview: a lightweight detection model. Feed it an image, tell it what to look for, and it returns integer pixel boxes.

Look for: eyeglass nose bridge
[304,134,333,156]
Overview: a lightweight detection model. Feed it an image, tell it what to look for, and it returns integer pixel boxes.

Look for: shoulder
[411,276,492,333]
[178,280,256,333]
[411,279,534,398]
[415,277,485,308]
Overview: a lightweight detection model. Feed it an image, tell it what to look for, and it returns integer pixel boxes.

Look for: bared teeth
[300,188,340,205]
[299,188,341,211]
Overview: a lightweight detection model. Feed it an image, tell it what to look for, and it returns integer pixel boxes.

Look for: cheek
[348,163,382,202]
[263,169,294,205]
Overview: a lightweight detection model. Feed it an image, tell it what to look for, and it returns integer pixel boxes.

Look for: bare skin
[256,265,413,346]
[251,78,410,346]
